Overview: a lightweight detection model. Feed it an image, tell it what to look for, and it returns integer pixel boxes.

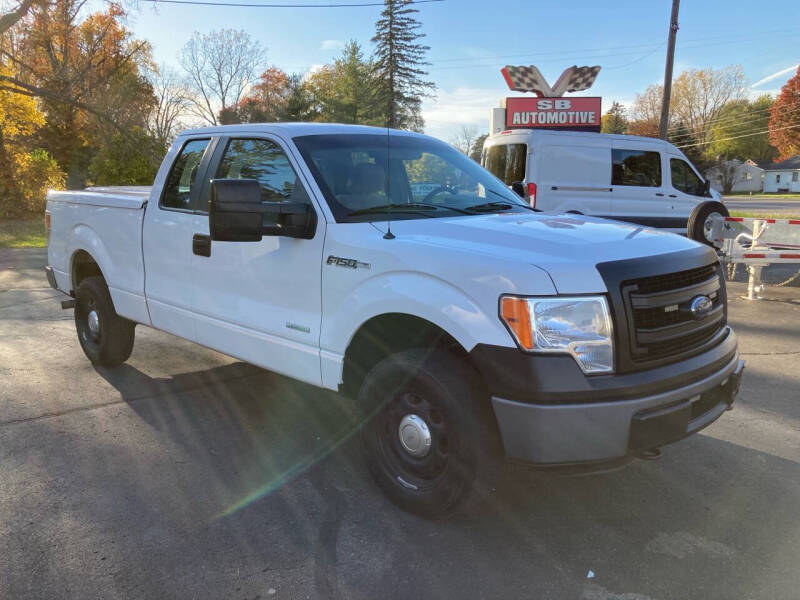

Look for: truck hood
[383,212,705,294]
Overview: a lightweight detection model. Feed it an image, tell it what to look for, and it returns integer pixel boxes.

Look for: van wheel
[688,201,729,245]
[74,276,135,367]
[358,348,501,518]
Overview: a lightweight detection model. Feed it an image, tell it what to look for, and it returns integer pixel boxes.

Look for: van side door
[609,141,678,229]
[189,135,325,386]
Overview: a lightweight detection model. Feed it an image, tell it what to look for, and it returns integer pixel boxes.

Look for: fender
[67,222,150,325]
[319,269,550,390]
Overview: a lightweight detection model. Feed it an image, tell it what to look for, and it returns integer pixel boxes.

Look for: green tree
[470,133,488,162]
[706,96,777,161]
[280,73,318,122]
[88,128,161,186]
[307,41,379,125]
[371,0,434,131]
[601,101,628,134]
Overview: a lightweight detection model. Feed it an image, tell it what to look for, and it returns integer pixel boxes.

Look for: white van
[481,129,726,241]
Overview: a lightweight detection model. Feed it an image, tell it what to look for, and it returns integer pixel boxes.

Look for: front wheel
[74,276,135,367]
[687,201,729,245]
[358,348,500,517]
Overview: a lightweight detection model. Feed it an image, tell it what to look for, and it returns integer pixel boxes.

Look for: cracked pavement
[1,247,799,600]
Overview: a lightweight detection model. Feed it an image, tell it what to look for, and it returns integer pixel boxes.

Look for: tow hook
[61,299,76,310]
[636,448,662,461]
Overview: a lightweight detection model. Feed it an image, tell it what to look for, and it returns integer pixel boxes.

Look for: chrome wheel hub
[704,212,719,241]
[87,309,100,338]
[398,414,432,458]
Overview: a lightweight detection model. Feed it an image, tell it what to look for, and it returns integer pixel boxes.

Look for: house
[763,155,800,193]
[706,158,764,193]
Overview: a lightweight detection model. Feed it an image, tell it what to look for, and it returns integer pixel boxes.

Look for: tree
[670,65,747,149]
[371,0,434,131]
[306,41,379,125]
[0,63,64,216]
[0,0,37,37]
[450,124,478,155]
[769,65,800,160]
[629,84,663,137]
[601,101,628,134]
[707,159,740,195]
[281,73,317,122]
[470,133,488,162]
[147,66,191,150]
[706,96,777,161]
[179,29,265,126]
[1,0,156,187]
[89,127,161,185]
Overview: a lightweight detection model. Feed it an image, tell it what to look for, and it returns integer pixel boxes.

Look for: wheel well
[71,250,104,292]
[341,313,474,398]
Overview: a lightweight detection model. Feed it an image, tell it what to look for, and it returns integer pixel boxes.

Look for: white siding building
[706,159,764,193]
[764,155,800,193]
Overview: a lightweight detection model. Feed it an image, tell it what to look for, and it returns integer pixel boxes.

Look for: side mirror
[510,181,526,198]
[209,179,316,242]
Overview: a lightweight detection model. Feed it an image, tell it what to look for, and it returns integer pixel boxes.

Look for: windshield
[293,133,530,222]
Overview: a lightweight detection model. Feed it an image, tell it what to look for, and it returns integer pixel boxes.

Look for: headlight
[500,295,614,374]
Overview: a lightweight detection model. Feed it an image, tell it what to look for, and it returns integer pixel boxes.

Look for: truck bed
[46,186,152,325]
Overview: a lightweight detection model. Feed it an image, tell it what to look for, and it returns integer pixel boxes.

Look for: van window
[485,144,527,185]
[670,158,705,196]
[611,149,662,187]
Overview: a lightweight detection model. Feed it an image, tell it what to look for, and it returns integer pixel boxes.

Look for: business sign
[505,96,601,130]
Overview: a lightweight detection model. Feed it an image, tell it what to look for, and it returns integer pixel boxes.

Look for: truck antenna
[383,124,395,239]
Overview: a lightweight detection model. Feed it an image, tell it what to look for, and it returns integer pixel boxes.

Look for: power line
[138,0,442,7]
[666,104,800,142]
[675,121,800,148]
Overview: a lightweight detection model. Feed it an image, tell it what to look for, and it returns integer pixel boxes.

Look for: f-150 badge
[326,255,371,270]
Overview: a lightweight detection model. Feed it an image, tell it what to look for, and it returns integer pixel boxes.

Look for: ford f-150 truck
[45,123,744,516]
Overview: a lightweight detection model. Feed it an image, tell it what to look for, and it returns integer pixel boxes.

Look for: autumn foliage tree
[769,65,800,160]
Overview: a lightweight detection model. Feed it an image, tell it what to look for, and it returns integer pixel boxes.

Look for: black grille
[627,264,717,295]
[622,263,726,365]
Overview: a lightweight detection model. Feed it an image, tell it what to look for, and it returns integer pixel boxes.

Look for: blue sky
[121,0,800,140]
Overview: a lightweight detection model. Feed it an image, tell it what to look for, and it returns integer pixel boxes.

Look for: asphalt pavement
[723,196,800,214]
[2,247,799,600]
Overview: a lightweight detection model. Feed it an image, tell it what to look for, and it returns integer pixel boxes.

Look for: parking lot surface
[2,247,799,600]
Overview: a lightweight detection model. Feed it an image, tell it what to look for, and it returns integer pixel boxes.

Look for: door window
[484,143,527,185]
[160,139,210,210]
[215,138,311,205]
[611,149,662,187]
[670,158,705,196]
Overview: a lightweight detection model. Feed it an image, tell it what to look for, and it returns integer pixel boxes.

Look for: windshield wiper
[348,203,460,216]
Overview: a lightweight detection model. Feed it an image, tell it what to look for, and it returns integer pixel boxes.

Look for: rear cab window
[484,143,527,185]
[611,149,662,187]
[160,138,211,211]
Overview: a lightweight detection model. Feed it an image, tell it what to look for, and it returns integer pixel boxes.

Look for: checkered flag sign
[501,65,601,97]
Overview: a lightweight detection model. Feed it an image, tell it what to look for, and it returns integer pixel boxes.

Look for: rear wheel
[687,201,729,245]
[358,348,500,517]
[74,276,135,367]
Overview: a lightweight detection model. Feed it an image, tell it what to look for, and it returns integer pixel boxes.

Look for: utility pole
[659,0,680,139]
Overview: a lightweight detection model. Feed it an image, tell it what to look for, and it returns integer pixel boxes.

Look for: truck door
[667,154,710,229]
[609,141,678,229]
[190,135,325,387]
[143,137,214,340]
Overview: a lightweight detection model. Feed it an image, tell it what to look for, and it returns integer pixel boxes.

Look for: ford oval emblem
[690,295,713,319]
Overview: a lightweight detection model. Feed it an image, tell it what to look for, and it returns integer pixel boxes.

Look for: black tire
[358,348,501,518]
[687,201,729,245]
[74,276,135,367]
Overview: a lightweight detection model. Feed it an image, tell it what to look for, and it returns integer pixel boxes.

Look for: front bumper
[477,328,744,465]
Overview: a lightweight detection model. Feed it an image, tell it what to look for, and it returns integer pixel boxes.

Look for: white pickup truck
[46,123,744,516]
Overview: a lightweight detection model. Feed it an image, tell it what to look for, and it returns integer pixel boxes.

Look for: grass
[723,193,800,199]
[729,211,800,219]
[0,218,46,248]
